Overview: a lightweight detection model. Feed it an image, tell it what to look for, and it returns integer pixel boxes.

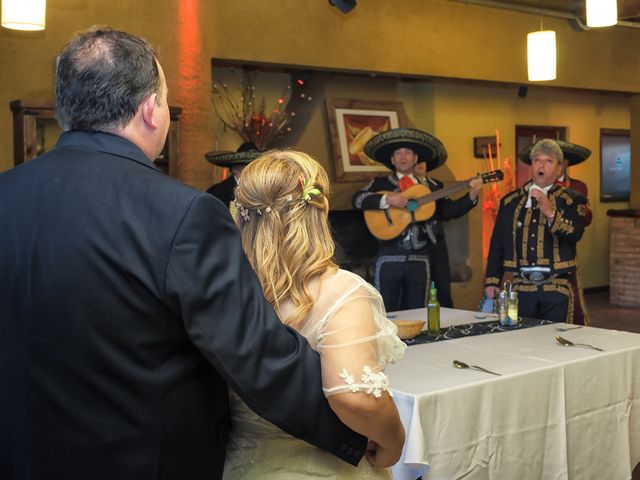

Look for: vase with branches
[212,69,293,150]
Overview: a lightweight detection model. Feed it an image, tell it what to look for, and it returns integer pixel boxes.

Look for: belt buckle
[529,271,545,282]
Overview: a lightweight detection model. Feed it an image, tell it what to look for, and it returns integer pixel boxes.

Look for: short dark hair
[55,26,162,132]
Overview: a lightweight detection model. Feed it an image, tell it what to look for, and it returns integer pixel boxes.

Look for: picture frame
[473,136,499,159]
[325,98,407,182]
[600,128,630,202]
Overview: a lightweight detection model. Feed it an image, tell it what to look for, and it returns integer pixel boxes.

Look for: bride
[223,149,406,479]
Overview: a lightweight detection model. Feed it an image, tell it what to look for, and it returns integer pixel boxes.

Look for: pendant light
[527,30,556,81]
[2,0,46,31]
[586,0,617,27]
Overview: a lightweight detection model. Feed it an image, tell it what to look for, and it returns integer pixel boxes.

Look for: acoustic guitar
[364,170,504,240]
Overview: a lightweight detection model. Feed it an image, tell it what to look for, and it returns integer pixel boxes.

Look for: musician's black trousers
[516,288,569,322]
[374,249,430,312]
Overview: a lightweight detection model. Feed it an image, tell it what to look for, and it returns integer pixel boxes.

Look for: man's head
[391,147,418,175]
[529,139,563,187]
[414,160,427,179]
[56,26,169,158]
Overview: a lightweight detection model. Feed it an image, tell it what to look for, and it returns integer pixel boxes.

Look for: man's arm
[431,177,479,221]
[484,199,506,297]
[352,178,387,210]
[165,194,367,465]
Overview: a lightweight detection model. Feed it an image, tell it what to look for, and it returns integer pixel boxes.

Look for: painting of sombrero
[326,98,408,182]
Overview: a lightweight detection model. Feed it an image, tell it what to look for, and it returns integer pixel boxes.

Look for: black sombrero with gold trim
[519,140,591,166]
[204,142,263,169]
[364,127,448,171]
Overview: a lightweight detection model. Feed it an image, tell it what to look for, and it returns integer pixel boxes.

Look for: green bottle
[427,281,440,335]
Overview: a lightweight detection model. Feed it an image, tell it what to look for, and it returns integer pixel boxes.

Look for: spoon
[555,335,604,352]
[453,360,501,376]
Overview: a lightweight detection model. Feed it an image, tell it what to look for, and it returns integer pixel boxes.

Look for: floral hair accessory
[298,174,322,204]
[234,200,250,222]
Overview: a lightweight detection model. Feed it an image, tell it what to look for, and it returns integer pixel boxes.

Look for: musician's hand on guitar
[468,178,483,201]
[387,192,409,208]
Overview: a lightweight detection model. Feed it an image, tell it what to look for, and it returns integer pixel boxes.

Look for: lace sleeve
[317,276,405,398]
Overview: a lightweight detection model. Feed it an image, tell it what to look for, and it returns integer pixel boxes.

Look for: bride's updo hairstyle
[234,149,337,327]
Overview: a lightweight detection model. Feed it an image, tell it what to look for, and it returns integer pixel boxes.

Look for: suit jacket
[206,175,236,206]
[485,182,587,287]
[0,131,366,480]
[557,176,592,226]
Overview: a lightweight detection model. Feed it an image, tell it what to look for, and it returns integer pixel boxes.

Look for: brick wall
[609,216,640,307]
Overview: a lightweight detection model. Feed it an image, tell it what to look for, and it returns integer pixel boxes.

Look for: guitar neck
[417,180,471,206]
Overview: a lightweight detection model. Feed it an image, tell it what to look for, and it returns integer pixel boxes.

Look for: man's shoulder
[500,187,524,206]
[567,177,588,197]
[552,186,586,206]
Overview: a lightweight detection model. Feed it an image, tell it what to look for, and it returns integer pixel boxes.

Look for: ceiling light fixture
[527,30,557,81]
[586,0,617,27]
[2,0,46,31]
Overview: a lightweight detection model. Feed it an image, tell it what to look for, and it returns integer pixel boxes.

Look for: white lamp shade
[586,0,617,27]
[2,0,46,31]
[527,30,556,82]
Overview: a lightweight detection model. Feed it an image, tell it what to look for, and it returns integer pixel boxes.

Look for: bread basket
[392,320,425,340]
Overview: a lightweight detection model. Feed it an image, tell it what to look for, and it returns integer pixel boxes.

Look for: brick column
[608,210,640,307]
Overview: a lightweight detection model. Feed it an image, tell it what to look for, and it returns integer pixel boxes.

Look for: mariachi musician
[205,142,262,208]
[485,139,588,323]
[352,127,482,311]
[518,139,592,324]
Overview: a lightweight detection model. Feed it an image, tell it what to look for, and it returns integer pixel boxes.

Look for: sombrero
[364,127,448,171]
[519,140,591,166]
[204,142,263,169]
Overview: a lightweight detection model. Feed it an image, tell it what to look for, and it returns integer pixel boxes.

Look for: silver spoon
[555,335,604,352]
[453,360,501,376]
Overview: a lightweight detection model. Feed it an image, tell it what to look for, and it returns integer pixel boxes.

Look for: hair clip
[298,174,321,203]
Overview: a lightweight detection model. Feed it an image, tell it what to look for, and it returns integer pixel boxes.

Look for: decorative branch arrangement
[212,70,295,150]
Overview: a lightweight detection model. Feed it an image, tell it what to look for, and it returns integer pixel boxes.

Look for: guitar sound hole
[406,199,418,212]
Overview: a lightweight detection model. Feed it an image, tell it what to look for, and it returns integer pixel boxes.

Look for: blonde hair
[234,149,337,328]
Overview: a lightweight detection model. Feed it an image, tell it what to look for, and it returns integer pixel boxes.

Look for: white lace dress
[222,269,406,479]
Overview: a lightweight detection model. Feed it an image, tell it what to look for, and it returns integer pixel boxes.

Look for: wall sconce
[586,0,617,27]
[527,30,556,81]
[2,0,46,31]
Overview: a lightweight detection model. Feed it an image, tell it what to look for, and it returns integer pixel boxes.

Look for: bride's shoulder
[321,269,380,299]
[324,268,365,288]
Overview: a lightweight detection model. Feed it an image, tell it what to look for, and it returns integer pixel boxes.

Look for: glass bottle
[498,290,509,326]
[427,282,440,335]
[508,291,519,325]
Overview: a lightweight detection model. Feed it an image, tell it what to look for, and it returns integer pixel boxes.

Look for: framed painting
[326,98,407,182]
[600,128,630,202]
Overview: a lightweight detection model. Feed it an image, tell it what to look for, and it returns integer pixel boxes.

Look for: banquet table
[387,308,640,480]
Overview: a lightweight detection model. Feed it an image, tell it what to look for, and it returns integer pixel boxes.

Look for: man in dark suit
[0,27,370,480]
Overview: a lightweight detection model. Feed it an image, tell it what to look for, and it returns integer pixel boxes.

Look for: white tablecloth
[387,309,640,480]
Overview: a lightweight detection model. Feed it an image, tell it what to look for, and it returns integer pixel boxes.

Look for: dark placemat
[405,316,556,345]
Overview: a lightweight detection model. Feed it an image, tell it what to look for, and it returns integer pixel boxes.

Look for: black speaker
[329,0,357,13]
[518,86,528,98]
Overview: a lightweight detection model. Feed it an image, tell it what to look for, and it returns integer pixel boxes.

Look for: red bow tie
[399,176,414,192]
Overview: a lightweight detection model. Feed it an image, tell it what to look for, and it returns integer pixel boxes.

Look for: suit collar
[55,130,160,172]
